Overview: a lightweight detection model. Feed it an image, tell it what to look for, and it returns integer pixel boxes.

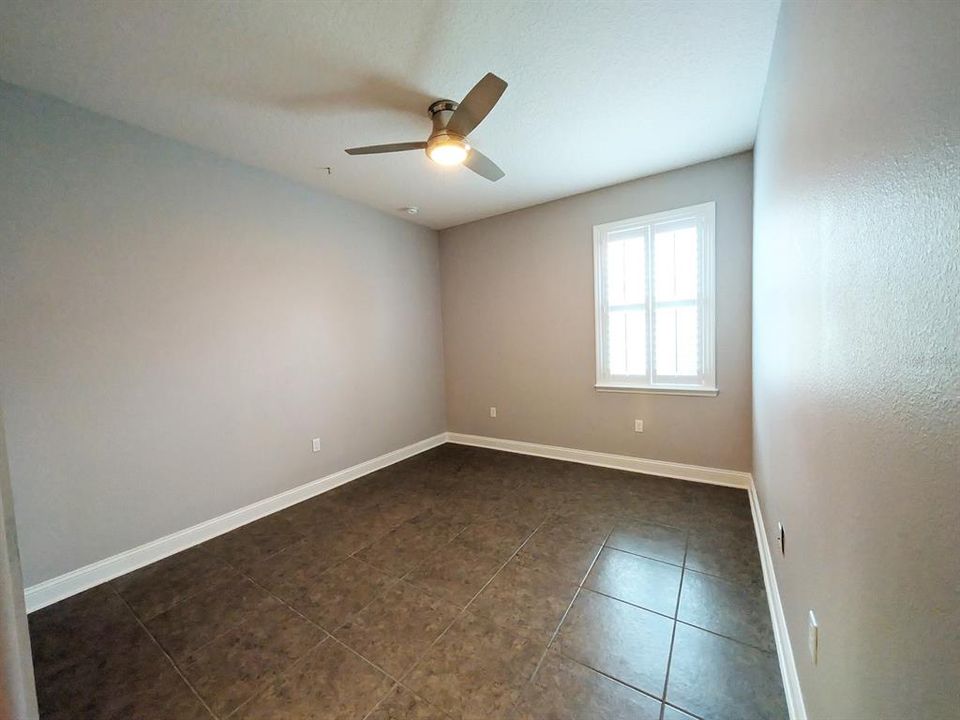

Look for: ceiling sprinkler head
[402,206,420,215]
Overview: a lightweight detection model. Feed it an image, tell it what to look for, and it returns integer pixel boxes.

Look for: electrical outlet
[312,438,321,453]
[777,522,785,555]
[489,406,497,418]
[634,419,644,433]
[808,610,819,664]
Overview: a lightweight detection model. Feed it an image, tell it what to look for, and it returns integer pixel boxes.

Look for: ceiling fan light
[428,140,470,166]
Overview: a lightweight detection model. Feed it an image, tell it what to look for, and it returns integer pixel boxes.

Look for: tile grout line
[224,635,330,719]
[213,461,519,719]
[114,536,346,718]
[518,520,618,713]
[324,629,466,720]
[569,582,775,655]
[360,470,556,714]
[107,584,220,720]
[154,569,329,675]
[601,543,686,569]
[375,467,551,712]
[658,532,691,720]
[225,552,408,718]
[576,585,678,622]
[357,680,403,720]
[394,509,555,686]
[550,652,672,707]
[216,561,374,717]
[327,633,406,684]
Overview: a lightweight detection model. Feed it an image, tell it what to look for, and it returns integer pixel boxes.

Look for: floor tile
[554,589,673,698]
[233,638,394,719]
[404,612,542,720]
[606,519,687,565]
[56,656,211,720]
[280,503,380,557]
[455,515,539,560]
[111,546,239,621]
[661,705,698,720]
[512,651,662,720]
[31,591,206,720]
[144,575,277,661]
[180,602,326,717]
[356,509,468,577]
[274,555,396,631]
[678,569,775,651]
[666,623,788,720]
[406,537,504,607]
[584,547,682,617]
[246,537,344,605]
[29,586,143,681]
[685,527,763,586]
[32,600,179,718]
[202,513,304,572]
[468,558,578,643]
[367,686,452,719]
[365,495,436,529]
[336,581,460,678]
[513,524,601,585]
[542,510,617,545]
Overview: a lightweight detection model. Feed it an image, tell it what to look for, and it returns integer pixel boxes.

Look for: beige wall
[440,153,753,471]
[753,1,960,717]
[0,83,446,587]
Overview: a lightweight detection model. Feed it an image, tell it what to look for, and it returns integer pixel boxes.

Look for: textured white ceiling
[0,0,780,229]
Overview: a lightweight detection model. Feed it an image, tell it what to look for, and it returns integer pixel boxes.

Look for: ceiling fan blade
[447,73,508,137]
[345,141,427,155]
[464,148,505,182]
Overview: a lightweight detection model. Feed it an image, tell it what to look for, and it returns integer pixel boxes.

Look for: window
[593,202,716,395]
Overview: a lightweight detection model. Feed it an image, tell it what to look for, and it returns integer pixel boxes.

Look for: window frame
[593,201,717,397]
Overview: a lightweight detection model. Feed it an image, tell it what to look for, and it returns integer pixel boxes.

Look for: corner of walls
[748,477,807,720]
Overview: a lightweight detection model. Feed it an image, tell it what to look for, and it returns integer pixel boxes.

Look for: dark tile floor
[29,444,788,720]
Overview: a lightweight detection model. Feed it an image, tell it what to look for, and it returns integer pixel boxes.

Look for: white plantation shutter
[594,202,716,395]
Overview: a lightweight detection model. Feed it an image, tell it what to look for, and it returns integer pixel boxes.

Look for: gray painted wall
[753,1,960,717]
[0,405,38,720]
[0,82,446,588]
[440,153,753,471]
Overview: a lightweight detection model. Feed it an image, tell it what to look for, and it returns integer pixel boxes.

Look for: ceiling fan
[345,72,507,182]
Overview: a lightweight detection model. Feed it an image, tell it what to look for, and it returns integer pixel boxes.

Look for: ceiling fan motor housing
[428,99,459,128]
[427,100,470,160]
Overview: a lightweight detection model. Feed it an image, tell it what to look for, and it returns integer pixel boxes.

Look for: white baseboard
[749,480,807,720]
[24,433,447,613]
[445,432,752,488]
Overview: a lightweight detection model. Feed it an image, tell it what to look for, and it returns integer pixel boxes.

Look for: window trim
[593,201,717,396]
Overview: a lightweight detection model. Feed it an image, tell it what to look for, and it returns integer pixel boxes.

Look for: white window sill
[594,384,719,397]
